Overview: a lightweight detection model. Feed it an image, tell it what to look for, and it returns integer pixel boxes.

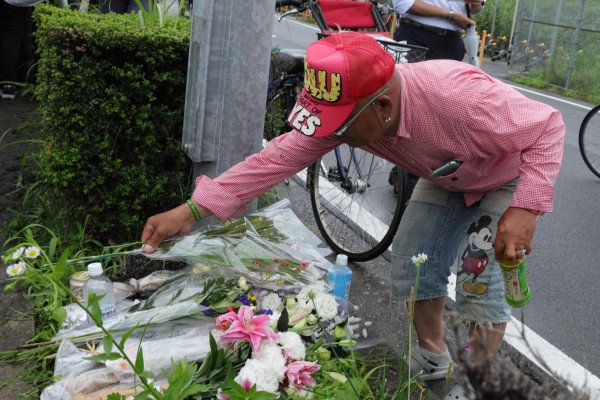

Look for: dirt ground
[0,96,38,398]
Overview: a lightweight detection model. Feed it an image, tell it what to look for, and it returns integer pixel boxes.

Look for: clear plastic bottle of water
[327,254,352,300]
[83,262,116,322]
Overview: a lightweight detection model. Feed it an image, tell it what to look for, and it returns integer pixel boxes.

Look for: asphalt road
[271,14,600,395]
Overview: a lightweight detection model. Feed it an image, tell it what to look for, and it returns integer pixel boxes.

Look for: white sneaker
[409,346,452,381]
[0,85,17,100]
[446,382,475,400]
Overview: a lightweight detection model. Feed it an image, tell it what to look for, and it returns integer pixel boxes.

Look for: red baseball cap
[287,32,395,138]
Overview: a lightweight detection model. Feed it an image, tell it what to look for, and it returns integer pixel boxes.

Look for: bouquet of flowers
[191,279,363,399]
[144,208,331,292]
[42,272,363,399]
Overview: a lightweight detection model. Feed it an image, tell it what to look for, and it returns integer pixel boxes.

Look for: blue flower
[236,293,251,306]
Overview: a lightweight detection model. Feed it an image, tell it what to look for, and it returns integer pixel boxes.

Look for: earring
[385,117,392,124]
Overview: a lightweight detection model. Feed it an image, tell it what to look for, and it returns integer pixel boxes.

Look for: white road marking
[509,85,593,111]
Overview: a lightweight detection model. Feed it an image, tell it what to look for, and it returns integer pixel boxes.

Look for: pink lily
[215,305,278,353]
[285,360,321,394]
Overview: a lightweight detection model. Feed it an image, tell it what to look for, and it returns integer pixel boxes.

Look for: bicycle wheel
[579,104,600,179]
[307,146,408,261]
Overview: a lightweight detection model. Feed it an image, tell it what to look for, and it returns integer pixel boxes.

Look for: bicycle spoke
[308,146,407,261]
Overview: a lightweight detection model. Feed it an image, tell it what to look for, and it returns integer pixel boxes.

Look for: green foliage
[264,97,288,142]
[220,380,279,400]
[489,0,600,103]
[474,0,517,39]
[509,43,600,104]
[33,5,192,244]
[2,224,101,341]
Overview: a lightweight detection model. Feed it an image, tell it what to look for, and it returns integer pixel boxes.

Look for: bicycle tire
[307,147,408,261]
[579,104,600,179]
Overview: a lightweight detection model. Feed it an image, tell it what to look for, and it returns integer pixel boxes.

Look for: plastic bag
[143,208,330,291]
[101,323,213,382]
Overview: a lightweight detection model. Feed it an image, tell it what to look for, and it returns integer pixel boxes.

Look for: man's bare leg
[414,298,507,361]
[413,297,447,353]
[468,323,507,361]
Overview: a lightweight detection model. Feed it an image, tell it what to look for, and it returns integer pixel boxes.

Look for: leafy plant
[33,5,193,244]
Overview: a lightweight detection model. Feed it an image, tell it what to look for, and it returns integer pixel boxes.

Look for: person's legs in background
[99,0,128,13]
[126,0,148,13]
[0,0,28,99]
[17,7,34,83]
[99,0,148,13]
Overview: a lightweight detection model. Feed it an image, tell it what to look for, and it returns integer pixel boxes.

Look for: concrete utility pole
[182,0,276,212]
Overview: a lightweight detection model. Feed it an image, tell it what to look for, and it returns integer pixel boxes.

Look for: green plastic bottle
[499,257,531,308]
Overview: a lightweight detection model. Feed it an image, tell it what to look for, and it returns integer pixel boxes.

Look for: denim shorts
[391,178,516,325]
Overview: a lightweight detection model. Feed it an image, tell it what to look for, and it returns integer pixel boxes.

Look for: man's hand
[464,0,484,15]
[408,0,476,29]
[450,12,476,29]
[494,207,538,264]
[141,203,195,254]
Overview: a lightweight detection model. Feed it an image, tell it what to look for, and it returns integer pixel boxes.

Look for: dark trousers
[100,0,149,13]
[394,22,466,61]
[0,0,28,83]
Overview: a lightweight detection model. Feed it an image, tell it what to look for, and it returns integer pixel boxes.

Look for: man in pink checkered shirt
[141,32,564,386]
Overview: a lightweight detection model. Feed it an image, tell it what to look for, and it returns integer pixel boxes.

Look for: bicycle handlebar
[276,0,309,21]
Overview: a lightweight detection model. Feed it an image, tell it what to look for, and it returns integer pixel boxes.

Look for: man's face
[333,92,387,147]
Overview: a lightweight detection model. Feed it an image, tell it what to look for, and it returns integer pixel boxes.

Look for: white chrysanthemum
[6,261,26,277]
[278,331,305,360]
[296,285,324,312]
[235,358,280,394]
[11,247,25,260]
[254,341,286,381]
[313,292,338,320]
[24,246,40,259]
[259,292,284,313]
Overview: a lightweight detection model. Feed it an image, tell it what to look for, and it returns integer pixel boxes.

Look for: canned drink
[69,271,90,302]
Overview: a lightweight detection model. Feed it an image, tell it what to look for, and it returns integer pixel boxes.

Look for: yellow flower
[24,246,41,259]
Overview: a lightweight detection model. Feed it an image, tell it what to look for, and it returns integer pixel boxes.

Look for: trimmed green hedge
[34,5,192,243]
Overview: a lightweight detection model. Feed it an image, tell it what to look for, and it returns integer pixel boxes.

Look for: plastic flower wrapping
[42,201,368,399]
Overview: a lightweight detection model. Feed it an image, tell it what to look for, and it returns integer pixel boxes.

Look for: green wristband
[186,199,202,221]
